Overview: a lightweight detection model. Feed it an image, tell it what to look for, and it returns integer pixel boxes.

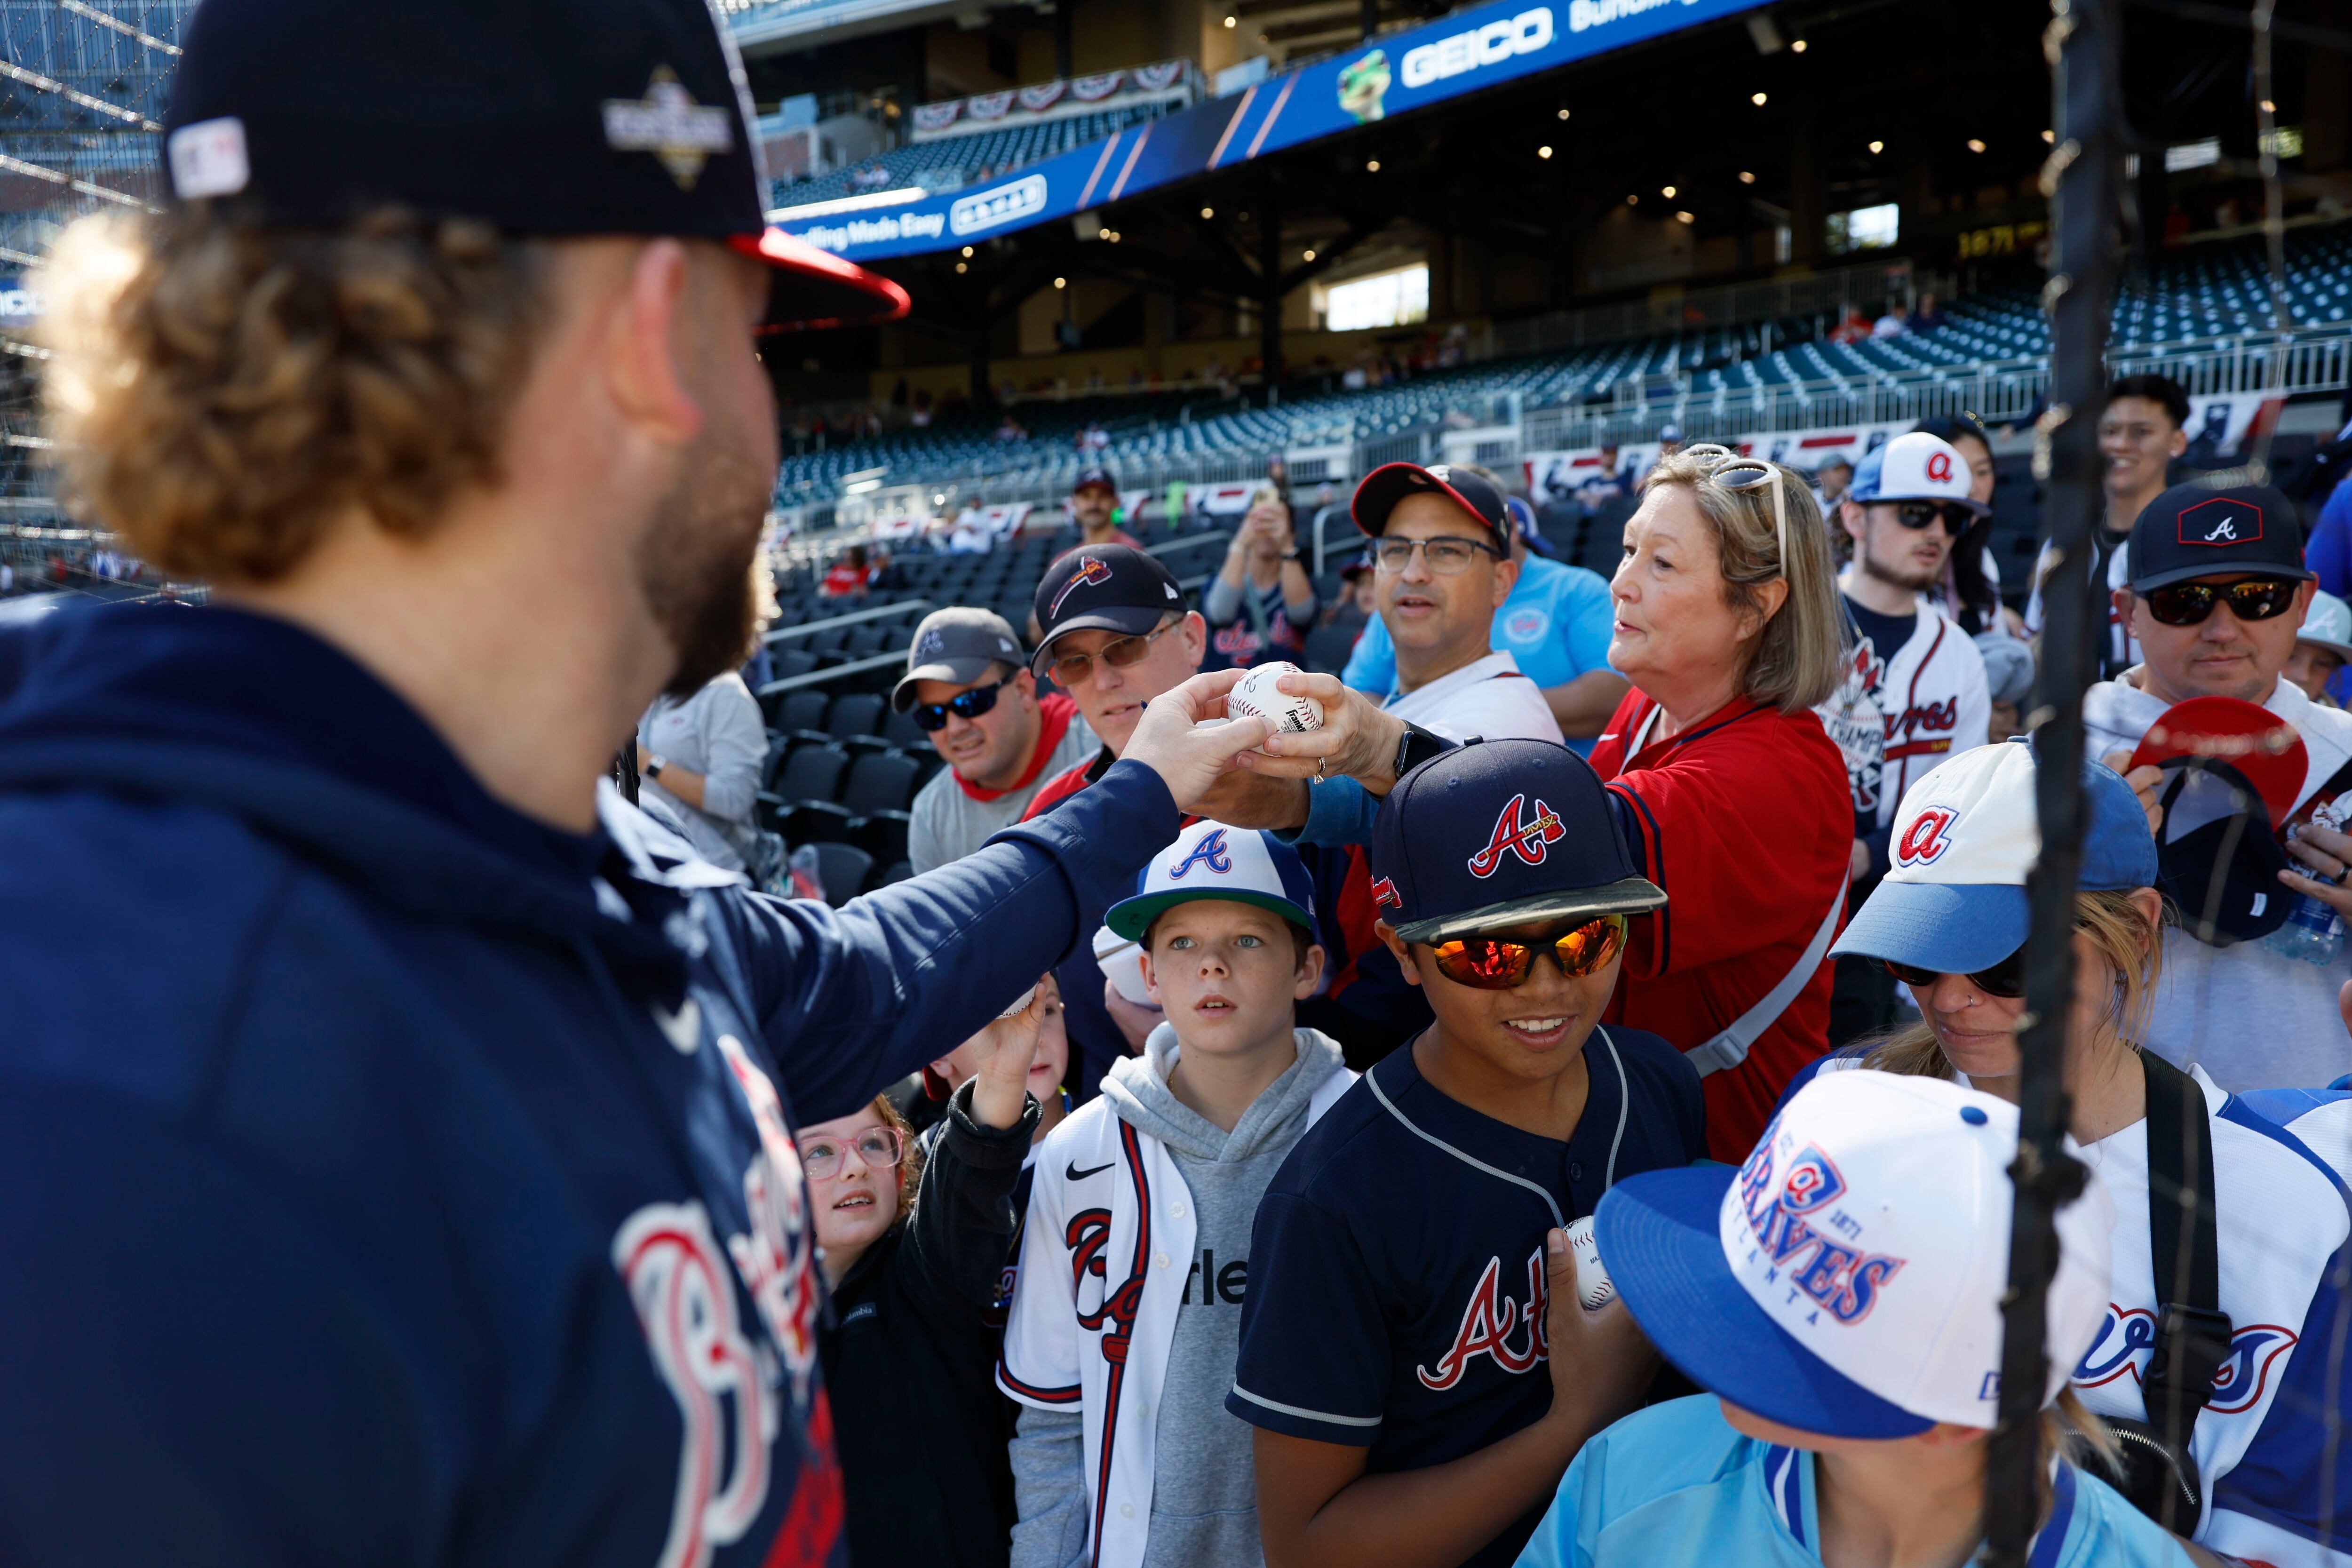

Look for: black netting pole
[1983,0,2122,1558]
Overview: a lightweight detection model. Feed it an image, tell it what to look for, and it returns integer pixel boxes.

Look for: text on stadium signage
[1401,8,1555,89]
[1566,0,1689,33]
[950,174,1051,237]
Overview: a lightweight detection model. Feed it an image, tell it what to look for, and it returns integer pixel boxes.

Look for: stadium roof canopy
[769,0,1769,262]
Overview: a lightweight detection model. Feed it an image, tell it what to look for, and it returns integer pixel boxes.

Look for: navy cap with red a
[163,0,907,330]
[1369,737,1664,946]
[2127,481,2312,594]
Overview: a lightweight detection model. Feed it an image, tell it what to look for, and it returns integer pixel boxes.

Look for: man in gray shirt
[898,607,1097,872]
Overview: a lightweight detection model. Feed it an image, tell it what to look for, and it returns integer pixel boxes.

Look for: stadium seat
[771,648,818,680]
[826,692,886,740]
[842,751,922,817]
[771,689,829,733]
[811,842,873,907]
[882,706,933,751]
[850,811,911,866]
[759,744,850,835]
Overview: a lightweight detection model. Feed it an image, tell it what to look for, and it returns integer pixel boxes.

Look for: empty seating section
[770,104,1166,212]
[771,220,2352,513]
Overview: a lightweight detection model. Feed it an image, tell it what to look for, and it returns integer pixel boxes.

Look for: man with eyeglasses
[2082,481,2352,1090]
[1349,463,1565,745]
[1823,432,1992,1043]
[895,608,1098,874]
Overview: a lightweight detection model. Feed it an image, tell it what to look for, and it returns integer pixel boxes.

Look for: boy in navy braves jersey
[1232,739,1707,1568]
[998,821,1356,1568]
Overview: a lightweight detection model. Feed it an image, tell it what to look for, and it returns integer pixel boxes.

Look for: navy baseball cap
[1351,463,1512,554]
[2127,481,2311,593]
[1072,466,1119,496]
[1369,738,1664,946]
[1031,544,1185,672]
[162,0,908,331]
[1831,738,2156,975]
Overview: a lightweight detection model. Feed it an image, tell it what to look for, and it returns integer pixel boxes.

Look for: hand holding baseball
[1541,1223,1655,1440]
[1231,669,1411,795]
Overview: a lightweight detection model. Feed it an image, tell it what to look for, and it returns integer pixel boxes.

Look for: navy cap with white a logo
[2127,480,2312,594]
[1369,737,1664,946]
[163,0,908,330]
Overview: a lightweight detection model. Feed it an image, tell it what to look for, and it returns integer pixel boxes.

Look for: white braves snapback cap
[1103,820,1316,941]
[1848,430,1989,516]
[1597,1069,2114,1437]
[1830,738,2157,974]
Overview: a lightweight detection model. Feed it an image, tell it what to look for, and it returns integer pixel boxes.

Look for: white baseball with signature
[1565,1215,1613,1311]
[1227,661,1324,739]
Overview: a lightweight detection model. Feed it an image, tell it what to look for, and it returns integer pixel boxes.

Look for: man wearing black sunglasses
[896,607,1098,874]
[2082,480,2352,1091]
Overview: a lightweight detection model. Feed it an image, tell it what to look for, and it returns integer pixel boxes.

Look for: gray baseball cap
[891,607,1027,712]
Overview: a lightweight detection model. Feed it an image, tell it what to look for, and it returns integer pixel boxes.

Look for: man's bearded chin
[1861,540,1940,595]
[637,445,769,699]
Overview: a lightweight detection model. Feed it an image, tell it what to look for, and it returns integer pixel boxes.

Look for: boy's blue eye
[1236,934,1262,947]
[1168,936,1193,949]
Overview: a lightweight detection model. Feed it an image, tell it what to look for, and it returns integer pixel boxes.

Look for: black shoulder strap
[2139,1048,2231,1453]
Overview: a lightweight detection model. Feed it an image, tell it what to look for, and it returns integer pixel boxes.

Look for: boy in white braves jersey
[999,821,1355,1568]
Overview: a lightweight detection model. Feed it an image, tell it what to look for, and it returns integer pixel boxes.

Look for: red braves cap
[1368,737,1663,945]
[2127,696,2309,828]
[1351,463,1512,554]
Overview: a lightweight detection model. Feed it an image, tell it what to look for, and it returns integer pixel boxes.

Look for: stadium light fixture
[2260,98,2276,112]
[1739,170,1756,184]
[1751,92,1767,106]
[1791,38,1807,52]
[961,246,974,257]
[1201,207,1215,219]
[1967,138,1986,153]
[1054,277,1067,289]
[1627,193,1639,204]
[1366,159,1380,172]
[955,262,968,273]
[1223,12,1235,24]
[1557,107,1571,120]
[1867,140,1883,154]
[2042,129,2056,143]
[1303,248,1317,260]
[1676,211,1694,224]
[1662,184,1676,197]
[1538,145,1553,159]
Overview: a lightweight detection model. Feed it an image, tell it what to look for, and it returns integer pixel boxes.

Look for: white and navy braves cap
[1829,739,2156,975]
[1597,1069,2114,1436]
[1104,820,1316,941]
[1847,431,1989,516]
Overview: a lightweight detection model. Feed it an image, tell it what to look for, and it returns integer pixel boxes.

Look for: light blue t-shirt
[1514,1397,2191,1568]
[1342,555,1615,754]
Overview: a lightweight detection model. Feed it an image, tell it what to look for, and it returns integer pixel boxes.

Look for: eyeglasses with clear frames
[1370,536,1503,574]
[1680,442,1788,581]
[797,1126,906,1180]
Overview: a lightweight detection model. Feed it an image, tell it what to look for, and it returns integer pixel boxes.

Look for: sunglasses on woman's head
[1684,444,1789,581]
[1877,946,2026,999]
[910,670,1015,732]
[798,1126,906,1180]
[1428,915,1628,990]
[2143,576,2302,628]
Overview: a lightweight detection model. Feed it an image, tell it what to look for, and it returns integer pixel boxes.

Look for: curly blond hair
[39,203,550,583]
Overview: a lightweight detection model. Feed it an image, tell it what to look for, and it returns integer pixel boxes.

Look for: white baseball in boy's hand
[1565,1216,1614,1311]
[1227,661,1324,739]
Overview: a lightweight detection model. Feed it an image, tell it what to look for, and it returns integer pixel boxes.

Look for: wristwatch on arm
[645,754,667,780]
[1385,723,1453,795]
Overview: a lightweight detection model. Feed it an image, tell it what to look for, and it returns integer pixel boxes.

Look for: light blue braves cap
[1104,820,1317,941]
[1830,737,2158,975]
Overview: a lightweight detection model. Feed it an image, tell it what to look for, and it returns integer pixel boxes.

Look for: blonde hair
[39,203,550,583]
[1861,888,2168,1080]
[1641,451,1846,713]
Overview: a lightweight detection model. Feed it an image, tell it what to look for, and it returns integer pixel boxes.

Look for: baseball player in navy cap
[1519,1070,2189,1567]
[0,3,1277,1566]
[1233,739,1705,1568]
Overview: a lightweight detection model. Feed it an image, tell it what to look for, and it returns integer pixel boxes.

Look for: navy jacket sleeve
[898,1081,1040,1317]
[725,758,1181,1122]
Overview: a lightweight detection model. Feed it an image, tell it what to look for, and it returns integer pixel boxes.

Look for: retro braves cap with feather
[162,0,908,331]
[2127,481,2310,594]
[1830,738,2156,976]
[1369,737,1663,946]
[1104,820,1317,941]
[1029,544,1186,672]
[1597,1069,2114,1437]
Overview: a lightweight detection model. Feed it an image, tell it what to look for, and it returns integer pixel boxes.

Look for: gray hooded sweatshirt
[1009,1026,1351,1568]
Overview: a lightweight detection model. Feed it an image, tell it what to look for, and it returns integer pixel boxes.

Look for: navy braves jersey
[1228,1026,1705,1568]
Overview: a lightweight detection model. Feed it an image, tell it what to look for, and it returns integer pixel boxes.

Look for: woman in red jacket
[1223,448,1850,1160]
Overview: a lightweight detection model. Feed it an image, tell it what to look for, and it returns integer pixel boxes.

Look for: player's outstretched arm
[1251,1231,1654,1568]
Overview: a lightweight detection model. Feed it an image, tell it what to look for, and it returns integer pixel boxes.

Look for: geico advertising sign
[1401,9,1555,89]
